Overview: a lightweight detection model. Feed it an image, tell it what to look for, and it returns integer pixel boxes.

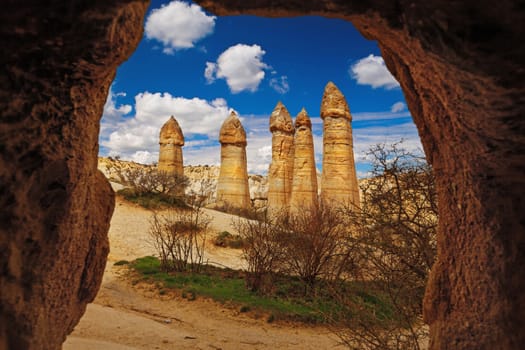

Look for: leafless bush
[277,203,357,290]
[105,159,188,196]
[149,205,211,273]
[234,213,285,294]
[331,142,437,349]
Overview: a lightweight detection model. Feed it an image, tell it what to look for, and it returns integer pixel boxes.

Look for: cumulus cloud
[390,101,406,113]
[269,75,290,94]
[145,1,216,54]
[205,44,269,93]
[100,87,132,141]
[100,91,231,163]
[350,54,400,89]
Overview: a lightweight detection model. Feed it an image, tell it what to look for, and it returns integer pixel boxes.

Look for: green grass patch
[117,189,188,209]
[129,256,394,325]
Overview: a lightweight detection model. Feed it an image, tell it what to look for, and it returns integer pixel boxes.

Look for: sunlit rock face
[216,111,251,209]
[267,101,295,215]
[320,82,360,209]
[158,116,185,177]
[289,108,318,213]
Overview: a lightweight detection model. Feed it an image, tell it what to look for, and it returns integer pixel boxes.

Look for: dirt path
[64,198,340,349]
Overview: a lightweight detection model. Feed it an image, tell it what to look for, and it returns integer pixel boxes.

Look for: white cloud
[205,44,269,93]
[100,87,132,141]
[100,91,231,163]
[269,75,290,94]
[144,1,216,54]
[100,92,423,179]
[350,54,400,89]
[391,101,406,113]
[204,62,217,83]
[131,150,158,164]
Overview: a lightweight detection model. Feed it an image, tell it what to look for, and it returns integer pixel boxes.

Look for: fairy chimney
[216,111,251,209]
[289,108,318,213]
[267,102,295,215]
[158,116,184,176]
[320,82,360,208]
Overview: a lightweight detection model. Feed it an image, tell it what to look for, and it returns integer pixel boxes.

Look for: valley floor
[64,197,340,349]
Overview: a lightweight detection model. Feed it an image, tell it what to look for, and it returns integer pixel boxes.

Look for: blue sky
[100,0,421,177]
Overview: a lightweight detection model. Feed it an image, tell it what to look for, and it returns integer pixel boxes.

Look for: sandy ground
[64,197,340,349]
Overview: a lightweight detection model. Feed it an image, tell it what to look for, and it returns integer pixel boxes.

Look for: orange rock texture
[289,109,318,213]
[158,116,185,176]
[267,102,295,215]
[0,1,148,349]
[216,111,251,209]
[320,82,360,208]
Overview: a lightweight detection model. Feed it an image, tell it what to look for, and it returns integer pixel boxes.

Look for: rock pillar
[158,116,184,176]
[320,82,360,208]
[216,111,250,209]
[289,108,318,213]
[267,102,295,215]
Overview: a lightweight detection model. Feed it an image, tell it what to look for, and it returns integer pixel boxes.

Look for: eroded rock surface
[216,112,251,209]
[289,109,319,213]
[267,102,295,215]
[0,1,148,349]
[158,116,185,176]
[320,82,360,208]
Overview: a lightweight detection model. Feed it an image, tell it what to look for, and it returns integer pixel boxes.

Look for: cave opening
[1,1,523,349]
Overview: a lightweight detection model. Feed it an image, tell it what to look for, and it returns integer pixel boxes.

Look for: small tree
[278,203,353,290]
[234,213,285,294]
[149,206,211,273]
[105,158,188,196]
[332,142,437,350]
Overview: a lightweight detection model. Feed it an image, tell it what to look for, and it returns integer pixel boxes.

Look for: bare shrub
[105,158,188,196]
[149,205,211,273]
[277,204,356,290]
[331,142,437,349]
[234,213,285,294]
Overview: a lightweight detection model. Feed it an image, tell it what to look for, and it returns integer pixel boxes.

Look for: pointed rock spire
[216,111,250,209]
[219,111,247,146]
[267,102,295,215]
[320,81,351,120]
[289,108,318,213]
[158,116,184,177]
[269,101,294,134]
[320,82,360,208]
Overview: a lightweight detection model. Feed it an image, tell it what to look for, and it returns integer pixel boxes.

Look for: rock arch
[1,1,523,349]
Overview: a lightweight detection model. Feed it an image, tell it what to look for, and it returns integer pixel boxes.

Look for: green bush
[118,188,187,209]
[213,231,245,249]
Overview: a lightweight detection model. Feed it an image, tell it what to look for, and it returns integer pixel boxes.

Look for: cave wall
[0,0,523,349]
[0,1,149,349]
[195,1,525,348]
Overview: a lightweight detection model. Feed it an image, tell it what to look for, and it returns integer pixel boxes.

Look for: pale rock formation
[216,111,251,209]
[267,101,295,215]
[289,108,318,212]
[158,116,184,176]
[320,82,360,208]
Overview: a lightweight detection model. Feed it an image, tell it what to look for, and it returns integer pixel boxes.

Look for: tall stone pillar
[158,116,184,177]
[289,108,318,213]
[320,82,360,208]
[267,101,295,215]
[216,111,250,209]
